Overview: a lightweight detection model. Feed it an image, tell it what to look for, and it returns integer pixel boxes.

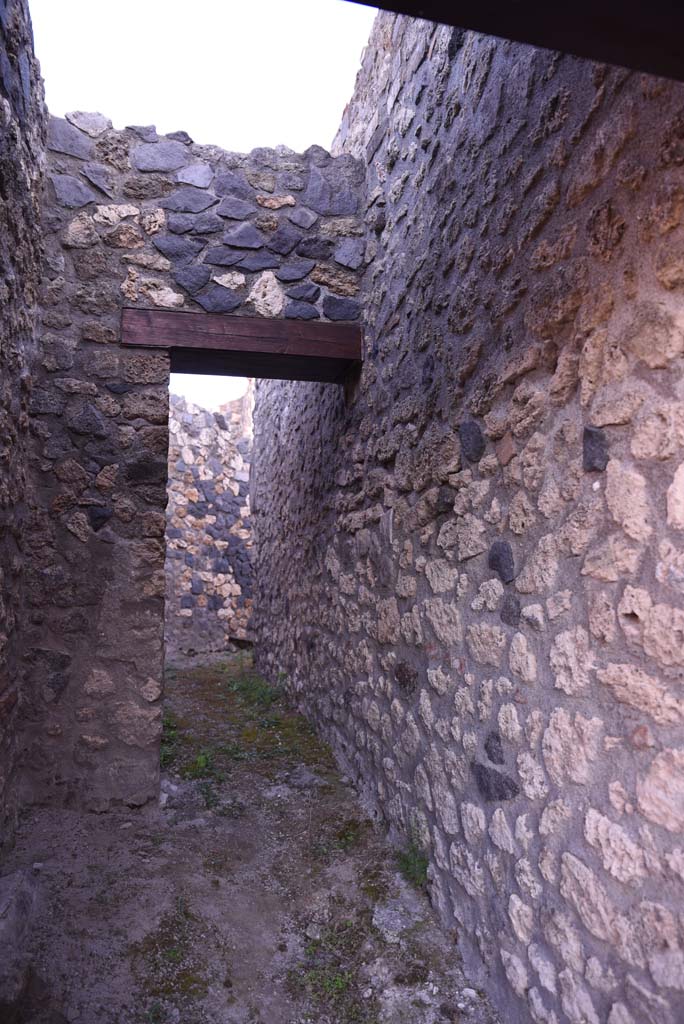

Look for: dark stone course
[459,420,485,463]
[296,236,334,260]
[180,595,194,609]
[484,732,505,766]
[167,213,194,234]
[196,286,242,313]
[160,188,219,213]
[216,196,256,219]
[471,761,520,802]
[47,116,94,159]
[106,383,132,395]
[81,162,116,197]
[87,507,113,532]
[177,163,213,188]
[301,165,358,215]
[500,593,522,626]
[322,295,361,321]
[275,260,316,282]
[168,211,223,235]
[279,171,305,191]
[435,486,454,514]
[583,425,609,472]
[203,245,243,267]
[488,540,515,584]
[131,140,189,172]
[222,223,266,249]
[395,660,419,695]
[236,252,280,272]
[167,130,193,145]
[286,282,320,302]
[173,265,211,294]
[288,206,318,229]
[127,124,158,142]
[66,402,108,438]
[30,388,67,416]
[152,234,204,264]
[267,223,304,255]
[125,456,167,483]
[51,174,99,209]
[334,237,365,270]
[284,301,319,320]
[214,170,255,200]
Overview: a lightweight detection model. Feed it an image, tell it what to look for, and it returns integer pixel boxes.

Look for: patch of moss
[396,837,429,891]
[128,896,211,1004]
[287,913,380,1024]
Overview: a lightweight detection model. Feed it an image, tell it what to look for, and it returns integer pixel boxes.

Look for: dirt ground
[1,654,501,1024]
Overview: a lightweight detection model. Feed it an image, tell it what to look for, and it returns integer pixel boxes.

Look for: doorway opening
[164,373,254,663]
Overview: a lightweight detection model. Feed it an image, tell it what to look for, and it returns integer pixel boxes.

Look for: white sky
[30,0,377,410]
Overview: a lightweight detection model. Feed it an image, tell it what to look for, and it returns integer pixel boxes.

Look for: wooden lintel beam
[349,1,684,81]
[120,307,362,384]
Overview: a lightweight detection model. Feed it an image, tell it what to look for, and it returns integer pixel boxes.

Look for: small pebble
[462,987,478,999]
[119,821,133,830]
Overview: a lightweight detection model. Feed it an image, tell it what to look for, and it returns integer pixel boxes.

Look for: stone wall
[165,389,254,660]
[19,113,364,811]
[253,13,684,1024]
[0,0,46,844]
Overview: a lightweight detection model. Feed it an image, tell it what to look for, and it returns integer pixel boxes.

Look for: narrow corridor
[2,655,500,1024]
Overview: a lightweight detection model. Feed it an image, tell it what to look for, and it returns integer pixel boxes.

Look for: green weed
[396,837,429,890]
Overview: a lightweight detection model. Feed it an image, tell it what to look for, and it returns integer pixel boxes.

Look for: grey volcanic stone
[65,110,112,137]
[471,761,519,802]
[153,234,204,263]
[167,130,193,144]
[160,188,219,213]
[288,206,318,229]
[583,425,608,472]
[279,170,305,191]
[500,593,521,626]
[484,732,505,765]
[223,223,266,249]
[177,162,214,188]
[284,301,319,320]
[203,245,243,267]
[81,161,116,197]
[66,402,108,437]
[50,175,99,209]
[322,295,360,321]
[214,170,254,200]
[334,237,364,270]
[301,165,358,215]
[459,420,485,462]
[275,259,316,282]
[30,388,67,416]
[127,124,158,142]
[296,236,333,260]
[286,282,320,302]
[88,507,113,531]
[488,540,515,584]
[48,115,94,159]
[236,252,280,271]
[216,196,256,219]
[172,211,223,235]
[196,286,242,313]
[173,265,211,294]
[167,214,195,234]
[131,140,189,172]
[267,223,303,255]
[395,661,419,695]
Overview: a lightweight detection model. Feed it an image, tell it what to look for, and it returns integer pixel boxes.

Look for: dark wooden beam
[350,1,684,81]
[120,307,362,384]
